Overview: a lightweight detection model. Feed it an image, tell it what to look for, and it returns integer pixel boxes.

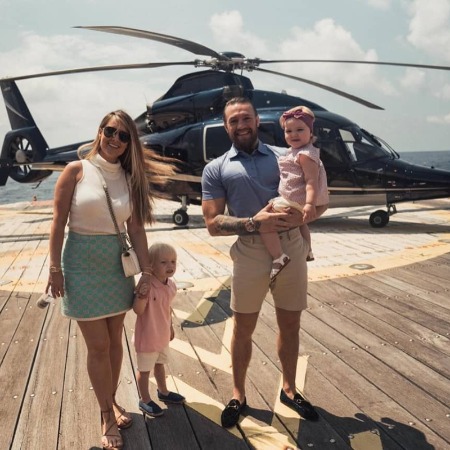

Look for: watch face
[245,219,256,232]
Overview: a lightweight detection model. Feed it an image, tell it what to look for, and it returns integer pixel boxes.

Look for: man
[201,97,319,428]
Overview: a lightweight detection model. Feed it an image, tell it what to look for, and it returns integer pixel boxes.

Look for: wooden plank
[301,362,404,450]
[11,298,69,450]
[300,311,449,440]
[58,320,99,449]
[404,257,450,284]
[335,273,450,338]
[307,279,450,377]
[305,287,449,405]
[0,294,45,449]
[301,332,448,449]
[381,265,450,299]
[330,277,450,354]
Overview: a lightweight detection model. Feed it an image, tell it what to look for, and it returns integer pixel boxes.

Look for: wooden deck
[1,199,450,450]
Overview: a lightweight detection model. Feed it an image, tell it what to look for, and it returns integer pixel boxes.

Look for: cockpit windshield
[338,126,398,163]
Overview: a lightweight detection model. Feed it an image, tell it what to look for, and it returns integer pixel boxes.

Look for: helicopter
[1,26,450,228]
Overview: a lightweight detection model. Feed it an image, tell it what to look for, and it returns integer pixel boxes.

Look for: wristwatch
[244,216,257,233]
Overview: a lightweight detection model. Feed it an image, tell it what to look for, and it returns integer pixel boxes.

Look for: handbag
[95,165,141,277]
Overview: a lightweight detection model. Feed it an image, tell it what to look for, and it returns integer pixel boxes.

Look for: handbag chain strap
[92,163,129,252]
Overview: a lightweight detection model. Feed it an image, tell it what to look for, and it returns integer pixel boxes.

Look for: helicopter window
[165,72,251,99]
[204,125,232,161]
[339,127,390,163]
[313,126,346,166]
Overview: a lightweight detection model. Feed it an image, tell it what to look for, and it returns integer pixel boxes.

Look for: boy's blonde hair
[148,242,177,267]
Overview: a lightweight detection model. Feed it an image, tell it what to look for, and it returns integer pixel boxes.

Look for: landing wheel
[369,210,389,228]
[173,209,189,226]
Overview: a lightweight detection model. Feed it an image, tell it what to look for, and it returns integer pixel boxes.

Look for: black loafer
[221,398,247,428]
[280,389,319,421]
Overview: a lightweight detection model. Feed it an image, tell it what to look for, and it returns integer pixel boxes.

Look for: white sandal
[270,253,291,283]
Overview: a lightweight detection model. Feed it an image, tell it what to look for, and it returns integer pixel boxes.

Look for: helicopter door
[338,128,385,188]
[315,126,355,187]
[203,124,231,161]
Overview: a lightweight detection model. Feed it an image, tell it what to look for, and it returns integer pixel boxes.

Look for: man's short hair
[223,97,258,121]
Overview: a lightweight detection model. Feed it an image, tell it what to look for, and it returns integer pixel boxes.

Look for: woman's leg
[107,313,126,394]
[106,314,133,428]
[77,318,122,448]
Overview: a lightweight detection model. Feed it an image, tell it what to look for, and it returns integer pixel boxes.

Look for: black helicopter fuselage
[136,71,450,215]
[1,70,449,227]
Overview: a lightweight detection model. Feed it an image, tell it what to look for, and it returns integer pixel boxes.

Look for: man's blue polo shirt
[201,141,286,218]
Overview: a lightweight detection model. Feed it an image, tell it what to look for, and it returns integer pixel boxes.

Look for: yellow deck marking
[309,238,450,282]
[159,377,299,449]
[170,319,233,374]
[173,288,221,323]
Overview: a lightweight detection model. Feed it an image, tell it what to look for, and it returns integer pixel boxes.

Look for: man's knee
[233,312,259,340]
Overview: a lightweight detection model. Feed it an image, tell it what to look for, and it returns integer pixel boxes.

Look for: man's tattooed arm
[213,215,247,235]
[212,215,260,235]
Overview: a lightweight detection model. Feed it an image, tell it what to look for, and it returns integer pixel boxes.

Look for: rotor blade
[254,67,384,110]
[1,61,196,82]
[75,26,227,60]
[257,59,450,71]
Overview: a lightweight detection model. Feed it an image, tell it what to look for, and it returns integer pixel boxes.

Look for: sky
[0,0,449,153]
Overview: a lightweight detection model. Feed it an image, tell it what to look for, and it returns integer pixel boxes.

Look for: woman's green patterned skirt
[61,231,135,320]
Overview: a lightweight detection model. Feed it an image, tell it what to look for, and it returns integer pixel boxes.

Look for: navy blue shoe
[157,390,185,404]
[221,398,247,428]
[280,390,319,421]
[139,400,164,417]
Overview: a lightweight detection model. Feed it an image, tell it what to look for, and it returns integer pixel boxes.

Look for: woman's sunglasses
[102,126,131,144]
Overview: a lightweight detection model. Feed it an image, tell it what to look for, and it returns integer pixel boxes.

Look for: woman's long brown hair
[78,110,177,225]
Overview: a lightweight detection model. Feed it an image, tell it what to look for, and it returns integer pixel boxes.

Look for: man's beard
[233,130,258,153]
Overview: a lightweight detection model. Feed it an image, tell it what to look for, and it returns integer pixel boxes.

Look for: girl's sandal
[270,254,291,285]
[101,409,123,450]
[113,403,133,429]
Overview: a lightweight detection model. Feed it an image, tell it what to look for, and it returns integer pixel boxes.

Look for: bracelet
[49,266,62,273]
[141,271,152,276]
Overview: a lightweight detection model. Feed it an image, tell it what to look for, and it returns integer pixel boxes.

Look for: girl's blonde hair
[279,105,316,144]
[78,110,177,225]
[279,105,315,129]
[148,242,177,266]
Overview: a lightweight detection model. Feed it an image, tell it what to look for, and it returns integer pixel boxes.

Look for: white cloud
[427,112,450,124]
[440,83,450,100]
[366,0,391,10]
[399,68,426,90]
[275,18,397,97]
[209,10,268,56]
[407,0,450,62]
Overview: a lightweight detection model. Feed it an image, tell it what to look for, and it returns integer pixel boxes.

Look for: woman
[46,110,176,449]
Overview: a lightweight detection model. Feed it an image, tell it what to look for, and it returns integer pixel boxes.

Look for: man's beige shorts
[136,345,170,372]
[230,227,308,314]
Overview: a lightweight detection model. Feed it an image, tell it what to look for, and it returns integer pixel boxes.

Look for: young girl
[262,106,329,284]
[133,242,185,417]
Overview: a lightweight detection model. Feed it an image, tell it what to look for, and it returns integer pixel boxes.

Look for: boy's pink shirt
[133,276,177,353]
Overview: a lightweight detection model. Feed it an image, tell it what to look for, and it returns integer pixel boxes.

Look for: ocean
[1,150,449,205]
